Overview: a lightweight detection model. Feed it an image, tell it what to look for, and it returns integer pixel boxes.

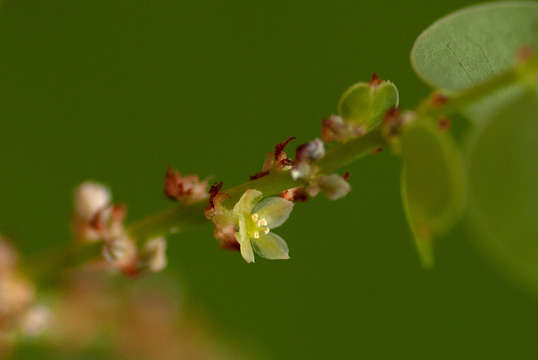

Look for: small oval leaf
[401,120,466,268]
[338,79,399,131]
[410,2,538,124]
[468,89,538,290]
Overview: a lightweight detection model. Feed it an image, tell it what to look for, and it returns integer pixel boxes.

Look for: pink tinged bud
[74,182,111,221]
[295,138,325,162]
[142,237,167,273]
[319,174,351,200]
[290,161,312,180]
[215,225,240,251]
[321,115,344,143]
[164,166,208,205]
[322,115,365,143]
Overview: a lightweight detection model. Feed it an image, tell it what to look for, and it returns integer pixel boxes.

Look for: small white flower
[232,190,293,263]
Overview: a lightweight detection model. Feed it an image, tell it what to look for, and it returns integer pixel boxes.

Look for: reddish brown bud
[438,117,451,131]
[207,181,224,210]
[164,166,208,204]
[431,93,448,107]
[274,137,296,160]
[382,106,401,136]
[383,106,399,121]
[280,187,309,202]
[342,171,351,180]
[370,73,381,87]
[215,225,240,251]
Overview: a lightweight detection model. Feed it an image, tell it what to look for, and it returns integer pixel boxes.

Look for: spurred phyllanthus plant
[1,1,537,347]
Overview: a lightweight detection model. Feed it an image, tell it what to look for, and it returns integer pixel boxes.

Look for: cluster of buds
[206,135,353,262]
[322,114,366,143]
[288,138,351,201]
[164,166,208,204]
[73,182,167,276]
[203,76,400,263]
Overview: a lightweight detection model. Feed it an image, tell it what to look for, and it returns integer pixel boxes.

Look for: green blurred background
[1,0,537,358]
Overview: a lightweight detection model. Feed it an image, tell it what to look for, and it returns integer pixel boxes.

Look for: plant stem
[126,56,538,240]
[417,55,538,118]
[127,202,207,241]
[25,54,538,282]
[129,129,385,239]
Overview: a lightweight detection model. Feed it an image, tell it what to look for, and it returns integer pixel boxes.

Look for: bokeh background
[1,0,537,358]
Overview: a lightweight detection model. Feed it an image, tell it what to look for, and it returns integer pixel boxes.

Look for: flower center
[249,213,270,239]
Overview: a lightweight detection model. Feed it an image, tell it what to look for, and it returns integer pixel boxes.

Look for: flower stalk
[417,54,538,119]
[8,53,538,288]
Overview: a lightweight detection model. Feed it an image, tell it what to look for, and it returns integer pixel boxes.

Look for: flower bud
[74,182,111,221]
[102,233,137,271]
[164,166,208,205]
[141,237,167,273]
[318,174,351,200]
[295,138,325,162]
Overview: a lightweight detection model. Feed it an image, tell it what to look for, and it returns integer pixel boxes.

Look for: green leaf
[400,120,466,268]
[338,79,399,131]
[467,89,538,290]
[411,2,538,124]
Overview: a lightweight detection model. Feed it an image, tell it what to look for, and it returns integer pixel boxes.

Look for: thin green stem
[124,55,538,239]
[417,55,538,118]
[127,202,207,241]
[21,54,538,284]
[132,129,386,238]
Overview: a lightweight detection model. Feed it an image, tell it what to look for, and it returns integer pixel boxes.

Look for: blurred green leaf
[411,2,538,124]
[337,79,398,131]
[401,120,466,268]
[467,88,538,289]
